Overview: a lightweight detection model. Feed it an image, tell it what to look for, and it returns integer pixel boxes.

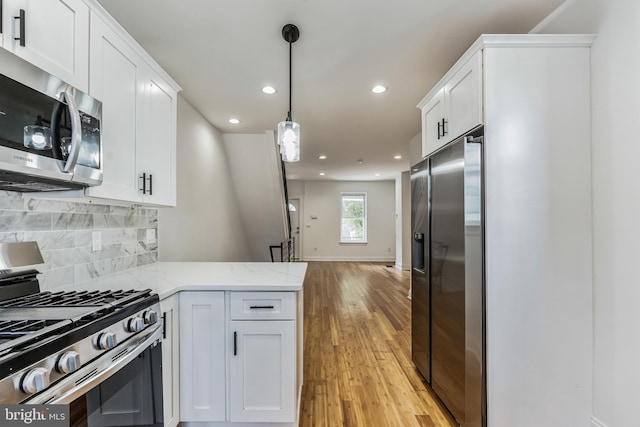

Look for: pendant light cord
[288,40,293,122]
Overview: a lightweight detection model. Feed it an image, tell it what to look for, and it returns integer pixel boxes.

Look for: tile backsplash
[0,191,158,290]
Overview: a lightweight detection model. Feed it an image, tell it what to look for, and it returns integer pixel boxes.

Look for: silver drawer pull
[249,305,274,309]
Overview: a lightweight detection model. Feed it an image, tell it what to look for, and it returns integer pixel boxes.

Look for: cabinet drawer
[230,292,296,320]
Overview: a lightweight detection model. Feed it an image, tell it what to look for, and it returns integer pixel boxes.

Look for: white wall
[408,131,422,168]
[159,96,251,261]
[535,1,640,426]
[223,132,288,261]
[395,171,411,270]
[297,180,396,262]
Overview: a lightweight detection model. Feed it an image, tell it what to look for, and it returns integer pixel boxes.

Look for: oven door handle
[27,325,162,405]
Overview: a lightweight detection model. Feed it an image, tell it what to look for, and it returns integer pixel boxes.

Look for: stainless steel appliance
[411,127,485,427]
[0,242,163,426]
[0,55,102,192]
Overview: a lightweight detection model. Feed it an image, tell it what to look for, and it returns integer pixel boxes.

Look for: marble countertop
[52,262,308,299]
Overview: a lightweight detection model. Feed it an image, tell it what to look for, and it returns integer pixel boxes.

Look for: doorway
[289,198,302,261]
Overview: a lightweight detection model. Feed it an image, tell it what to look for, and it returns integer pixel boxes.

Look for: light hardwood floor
[299,262,457,427]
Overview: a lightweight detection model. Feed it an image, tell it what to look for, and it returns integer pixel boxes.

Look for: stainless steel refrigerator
[411,128,485,427]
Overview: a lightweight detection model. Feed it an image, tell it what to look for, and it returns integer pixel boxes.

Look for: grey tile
[52,213,93,230]
[137,252,158,267]
[110,205,135,216]
[0,194,25,210]
[95,242,136,260]
[27,199,75,213]
[75,230,92,248]
[137,239,158,253]
[39,267,75,291]
[0,212,51,231]
[50,247,94,269]
[0,232,23,243]
[74,202,110,214]
[24,231,76,250]
[113,255,137,272]
[94,214,125,229]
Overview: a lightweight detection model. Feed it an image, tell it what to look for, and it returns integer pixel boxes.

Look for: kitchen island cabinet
[160,293,180,427]
[58,262,307,427]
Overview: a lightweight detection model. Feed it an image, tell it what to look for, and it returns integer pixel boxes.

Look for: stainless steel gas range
[0,241,164,426]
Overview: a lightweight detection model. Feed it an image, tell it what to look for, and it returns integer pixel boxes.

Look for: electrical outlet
[92,231,102,252]
[388,247,392,252]
[146,229,156,244]
[314,247,318,252]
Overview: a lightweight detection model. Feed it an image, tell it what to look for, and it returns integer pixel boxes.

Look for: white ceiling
[97,0,564,181]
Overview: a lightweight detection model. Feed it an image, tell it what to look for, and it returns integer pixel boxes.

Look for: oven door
[27,326,163,427]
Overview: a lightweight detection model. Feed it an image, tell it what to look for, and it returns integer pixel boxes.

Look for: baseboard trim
[302,256,396,262]
[592,416,608,427]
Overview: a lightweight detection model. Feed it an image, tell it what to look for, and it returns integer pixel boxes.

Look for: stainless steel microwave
[0,54,102,192]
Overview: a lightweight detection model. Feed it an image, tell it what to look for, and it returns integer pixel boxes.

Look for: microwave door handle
[62,87,82,173]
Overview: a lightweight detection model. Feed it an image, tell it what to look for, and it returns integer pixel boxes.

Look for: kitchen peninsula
[59,262,307,427]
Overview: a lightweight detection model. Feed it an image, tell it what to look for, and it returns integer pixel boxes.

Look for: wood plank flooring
[299,262,457,427]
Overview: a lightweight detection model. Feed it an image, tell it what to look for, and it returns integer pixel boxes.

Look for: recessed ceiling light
[394,155,402,160]
[357,159,364,164]
[318,155,327,160]
[319,172,325,176]
[262,86,276,94]
[371,85,387,94]
[229,118,240,124]
[375,173,381,177]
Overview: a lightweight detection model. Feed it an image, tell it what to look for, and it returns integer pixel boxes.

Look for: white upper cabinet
[85,9,178,206]
[1,0,89,92]
[420,87,445,157]
[137,66,177,206]
[418,50,483,157]
[444,50,483,143]
[85,11,141,202]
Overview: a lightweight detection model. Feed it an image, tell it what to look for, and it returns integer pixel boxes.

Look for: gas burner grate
[0,289,149,308]
[0,319,67,339]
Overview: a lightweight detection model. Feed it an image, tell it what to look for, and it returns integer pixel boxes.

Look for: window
[340,192,367,243]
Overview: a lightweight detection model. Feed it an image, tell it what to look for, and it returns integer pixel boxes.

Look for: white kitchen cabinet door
[180,292,226,422]
[160,295,180,427]
[85,12,142,203]
[420,87,446,157]
[229,320,296,423]
[444,50,483,142]
[2,0,89,91]
[137,67,177,206]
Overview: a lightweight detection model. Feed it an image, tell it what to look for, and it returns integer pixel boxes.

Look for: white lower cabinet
[177,290,300,426]
[229,320,296,423]
[179,291,226,422]
[160,294,180,427]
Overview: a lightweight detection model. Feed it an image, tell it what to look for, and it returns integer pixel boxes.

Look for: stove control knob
[97,332,117,350]
[127,317,145,333]
[143,310,158,325]
[57,351,81,374]
[21,367,50,394]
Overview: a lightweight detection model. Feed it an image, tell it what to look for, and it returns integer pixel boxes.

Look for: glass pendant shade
[277,120,300,162]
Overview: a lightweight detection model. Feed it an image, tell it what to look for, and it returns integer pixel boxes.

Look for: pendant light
[277,24,300,162]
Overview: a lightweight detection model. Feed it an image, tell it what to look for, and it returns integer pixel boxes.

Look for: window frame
[339,192,368,244]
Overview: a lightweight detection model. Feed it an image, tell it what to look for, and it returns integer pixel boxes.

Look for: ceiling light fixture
[277,24,301,162]
[394,155,402,159]
[262,86,277,94]
[229,118,240,124]
[372,85,387,94]
[318,155,327,160]
[375,173,381,177]
[319,172,325,176]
